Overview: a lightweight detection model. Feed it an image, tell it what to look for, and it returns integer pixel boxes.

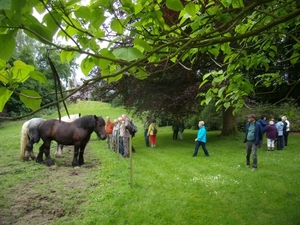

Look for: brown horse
[36,115,107,167]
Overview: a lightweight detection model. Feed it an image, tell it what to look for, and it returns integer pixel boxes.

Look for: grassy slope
[0,101,299,225]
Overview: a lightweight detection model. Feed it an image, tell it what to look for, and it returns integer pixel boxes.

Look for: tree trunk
[221,106,238,136]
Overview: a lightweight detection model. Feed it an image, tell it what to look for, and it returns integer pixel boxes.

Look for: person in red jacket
[105,116,114,149]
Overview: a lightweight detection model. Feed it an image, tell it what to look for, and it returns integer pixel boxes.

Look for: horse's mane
[73,115,94,128]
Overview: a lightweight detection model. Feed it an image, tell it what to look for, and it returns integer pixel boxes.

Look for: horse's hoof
[44,158,55,166]
[36,159,43,164]
[72,162,79,167]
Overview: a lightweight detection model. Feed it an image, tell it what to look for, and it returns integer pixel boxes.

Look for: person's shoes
[246,164,250,168]
[192,155,196,157]
[251,168,257,171]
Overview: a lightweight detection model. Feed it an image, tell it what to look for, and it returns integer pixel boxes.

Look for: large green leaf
[91,8,106,29]
[19,89,41,110]
[113,47,144,61]
[110,19,125,34]
[0,0,11,10]
[0,70,9,85]
[133,38,152,52]
[28,71,48,84]
[185,2,196,17]
[134,3,143,14]
[80,57,95,75]
[0,32,16,61]
[74,6,91,20]
[97,0,112,8]
[166,0,184,12]
[290,52,300,65]
[96,48,116,71]
[0,87,13,112]
[135,68,148,80]
[43,11,62,36]
[121,0,132,7]
[12,60,35,83]
[0,59,6,69]
[60,50,78,63]
[23,14,53,42]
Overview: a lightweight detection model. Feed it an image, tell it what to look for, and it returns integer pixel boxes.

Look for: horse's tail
[20,120,30,160]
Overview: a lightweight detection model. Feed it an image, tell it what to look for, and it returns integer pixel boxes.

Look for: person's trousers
[277,135,284,150]
[144,130,149,146]
[283,132,289,147]
[246,140,258,168]
[193,141,209,156]
[106,134,112,149]
[123,136,129,157]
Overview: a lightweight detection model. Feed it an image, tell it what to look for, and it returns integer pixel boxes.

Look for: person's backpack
[128,121,138,137]
[153,126,158,135]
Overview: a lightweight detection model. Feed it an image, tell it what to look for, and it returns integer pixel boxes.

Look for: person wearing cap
[244,114,263,170]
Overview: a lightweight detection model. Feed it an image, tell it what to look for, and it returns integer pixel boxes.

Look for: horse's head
[94,115,107,140]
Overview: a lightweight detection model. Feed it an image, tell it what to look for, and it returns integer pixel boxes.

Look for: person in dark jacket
[257,115,269,148]
[172,118,179,140]
[265,120,277,151]
[244,114,262,170]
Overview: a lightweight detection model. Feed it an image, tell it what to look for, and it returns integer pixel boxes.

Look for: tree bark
[221,106,238,136]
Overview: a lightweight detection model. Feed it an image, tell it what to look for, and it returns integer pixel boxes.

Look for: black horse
[36,115,107,167]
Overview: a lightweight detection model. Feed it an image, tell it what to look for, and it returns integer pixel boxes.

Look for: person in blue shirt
[192,121,209,157]
[276,117,284,150]
[244,114,263,170]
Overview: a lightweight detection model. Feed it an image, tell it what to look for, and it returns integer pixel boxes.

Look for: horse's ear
[79,113,81,117]
[94,115,98,120]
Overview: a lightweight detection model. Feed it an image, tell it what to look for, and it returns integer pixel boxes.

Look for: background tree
[0,0,299,134]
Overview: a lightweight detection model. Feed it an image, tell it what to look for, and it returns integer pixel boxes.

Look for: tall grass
[0,101,299,225]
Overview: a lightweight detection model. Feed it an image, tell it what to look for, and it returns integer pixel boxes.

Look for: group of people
[244,114,290,170]
[172,118,185,141]
[105,114,135,158]
[106,112,291,171]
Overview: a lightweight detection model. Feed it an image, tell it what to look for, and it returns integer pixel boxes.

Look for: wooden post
[129,136,133,188]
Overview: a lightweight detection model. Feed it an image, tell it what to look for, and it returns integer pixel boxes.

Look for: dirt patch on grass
[0,146,101,225]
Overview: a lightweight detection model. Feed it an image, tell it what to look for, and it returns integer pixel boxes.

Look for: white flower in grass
[191,177,199,182]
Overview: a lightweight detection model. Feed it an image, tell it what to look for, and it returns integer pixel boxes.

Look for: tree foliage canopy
[0,0,299,119]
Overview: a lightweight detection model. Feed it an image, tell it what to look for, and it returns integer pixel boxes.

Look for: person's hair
[269,120,274,125]
[152,119,156,123]
[247,114,256,119]
[199,121,205,126]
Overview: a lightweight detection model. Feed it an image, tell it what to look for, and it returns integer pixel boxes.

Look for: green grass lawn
[0,101,299,225]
